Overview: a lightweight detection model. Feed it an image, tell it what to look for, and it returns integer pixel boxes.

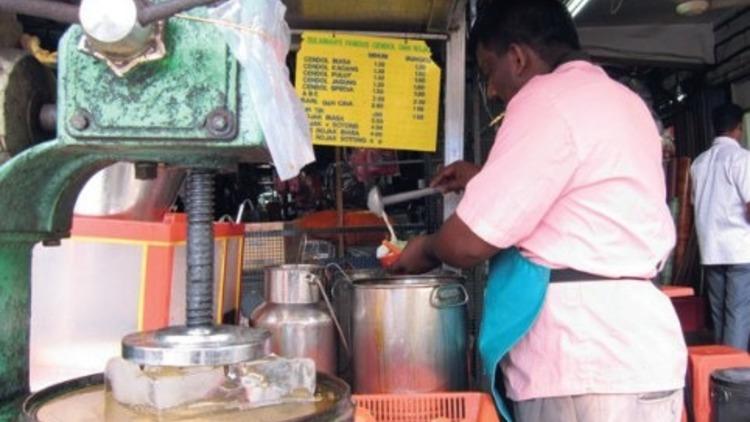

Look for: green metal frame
[0,12,268,417]
[61,21,240,142]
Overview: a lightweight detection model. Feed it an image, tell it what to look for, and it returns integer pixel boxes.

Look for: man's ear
[506,43,529,78]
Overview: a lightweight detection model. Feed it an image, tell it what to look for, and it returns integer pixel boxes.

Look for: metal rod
[138,0,219,25]
[246,224,427,238]
[235,198,255,223]
[39,104,57,133]
[335,148,345,258]
[443,4,466,221]
[301,224,426,235]
[0,0,79,23]
[381,187,441,206]
[350,159,437,168]
[186,169,215,327]
[0,0,217,25]
[472,71,482,165]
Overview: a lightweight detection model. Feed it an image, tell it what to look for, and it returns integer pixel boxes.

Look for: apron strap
[550,268,653,282]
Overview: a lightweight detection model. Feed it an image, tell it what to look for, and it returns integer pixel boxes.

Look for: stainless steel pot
[326,264,386,383]
[251,265,336,374]
[351,274,469,394]
[329,266,385,379]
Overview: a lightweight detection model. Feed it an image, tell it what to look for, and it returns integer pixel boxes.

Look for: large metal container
[22,372,354,421]
[251,264,336,374]
[351,274,469,394]
[329,267,385,379]
[74,162,185,221]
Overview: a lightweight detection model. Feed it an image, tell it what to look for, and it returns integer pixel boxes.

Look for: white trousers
[513,389,683,422]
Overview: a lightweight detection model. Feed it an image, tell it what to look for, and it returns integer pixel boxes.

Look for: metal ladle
[367,186,442,216]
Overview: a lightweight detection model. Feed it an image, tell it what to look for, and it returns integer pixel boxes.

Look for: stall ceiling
[575,0,750,26]
[41,0,750,31]
[281,0,463,33]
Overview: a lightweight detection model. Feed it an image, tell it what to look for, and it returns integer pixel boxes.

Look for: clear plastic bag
[209,0,315,181]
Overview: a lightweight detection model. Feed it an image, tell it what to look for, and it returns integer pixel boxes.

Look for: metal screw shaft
[185,169,215,327]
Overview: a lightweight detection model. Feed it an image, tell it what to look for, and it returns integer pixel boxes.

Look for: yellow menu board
[295,32,441,152]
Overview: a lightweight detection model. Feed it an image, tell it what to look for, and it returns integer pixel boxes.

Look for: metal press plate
[122,325,271,367]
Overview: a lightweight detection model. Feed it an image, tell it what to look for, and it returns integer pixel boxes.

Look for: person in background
[691,103,750,351]
[392,0,687,421]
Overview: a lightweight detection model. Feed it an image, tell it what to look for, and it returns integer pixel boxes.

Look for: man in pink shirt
[392,1,687,421]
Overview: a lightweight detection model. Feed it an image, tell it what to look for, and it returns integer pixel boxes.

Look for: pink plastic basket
[353,393,501,422]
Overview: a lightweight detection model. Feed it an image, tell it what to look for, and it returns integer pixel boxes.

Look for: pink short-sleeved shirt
[457,61,687,400]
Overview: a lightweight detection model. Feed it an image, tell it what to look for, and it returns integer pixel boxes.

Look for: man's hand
[389,235,441,275]
[430,161,481,193]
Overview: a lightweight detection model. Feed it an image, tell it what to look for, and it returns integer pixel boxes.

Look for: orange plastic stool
[687,345,750,422]
[660,285,695,299]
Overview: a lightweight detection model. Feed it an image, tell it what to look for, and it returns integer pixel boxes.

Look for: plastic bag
[209,0,315,181]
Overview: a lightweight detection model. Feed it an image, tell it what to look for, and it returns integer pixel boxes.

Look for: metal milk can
[250,264,338,374]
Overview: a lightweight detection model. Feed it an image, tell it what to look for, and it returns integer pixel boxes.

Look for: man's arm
[393,90,577,274]
[391,214,499,274]
[431,161,482,193]
[731,155,750,222]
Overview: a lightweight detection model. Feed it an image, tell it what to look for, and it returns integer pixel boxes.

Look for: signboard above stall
[295,32,441,152]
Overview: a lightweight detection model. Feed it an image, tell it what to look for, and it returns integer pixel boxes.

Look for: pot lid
[352,273,465,288]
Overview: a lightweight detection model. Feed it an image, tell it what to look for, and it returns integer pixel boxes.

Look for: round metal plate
[122,325,270,366]
[22,372,354,422]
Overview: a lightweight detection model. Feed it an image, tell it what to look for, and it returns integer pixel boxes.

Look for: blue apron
[478,248,550,422]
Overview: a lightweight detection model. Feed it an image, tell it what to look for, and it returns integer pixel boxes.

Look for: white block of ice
[106,357,226,410]
[106,357,150,406]
[233,356,316,406]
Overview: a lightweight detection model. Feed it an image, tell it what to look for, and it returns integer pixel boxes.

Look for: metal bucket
[74,162,185,221]
[351,274,469,394]
[22,372,354,421]
[711,367,750,422]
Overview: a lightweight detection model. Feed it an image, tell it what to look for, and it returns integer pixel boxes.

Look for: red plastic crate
[671,295,706,333]
[353,393,501,422]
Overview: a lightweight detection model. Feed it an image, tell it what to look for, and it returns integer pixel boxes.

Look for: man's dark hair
[470,0,581,67]
[712,104,744,136]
